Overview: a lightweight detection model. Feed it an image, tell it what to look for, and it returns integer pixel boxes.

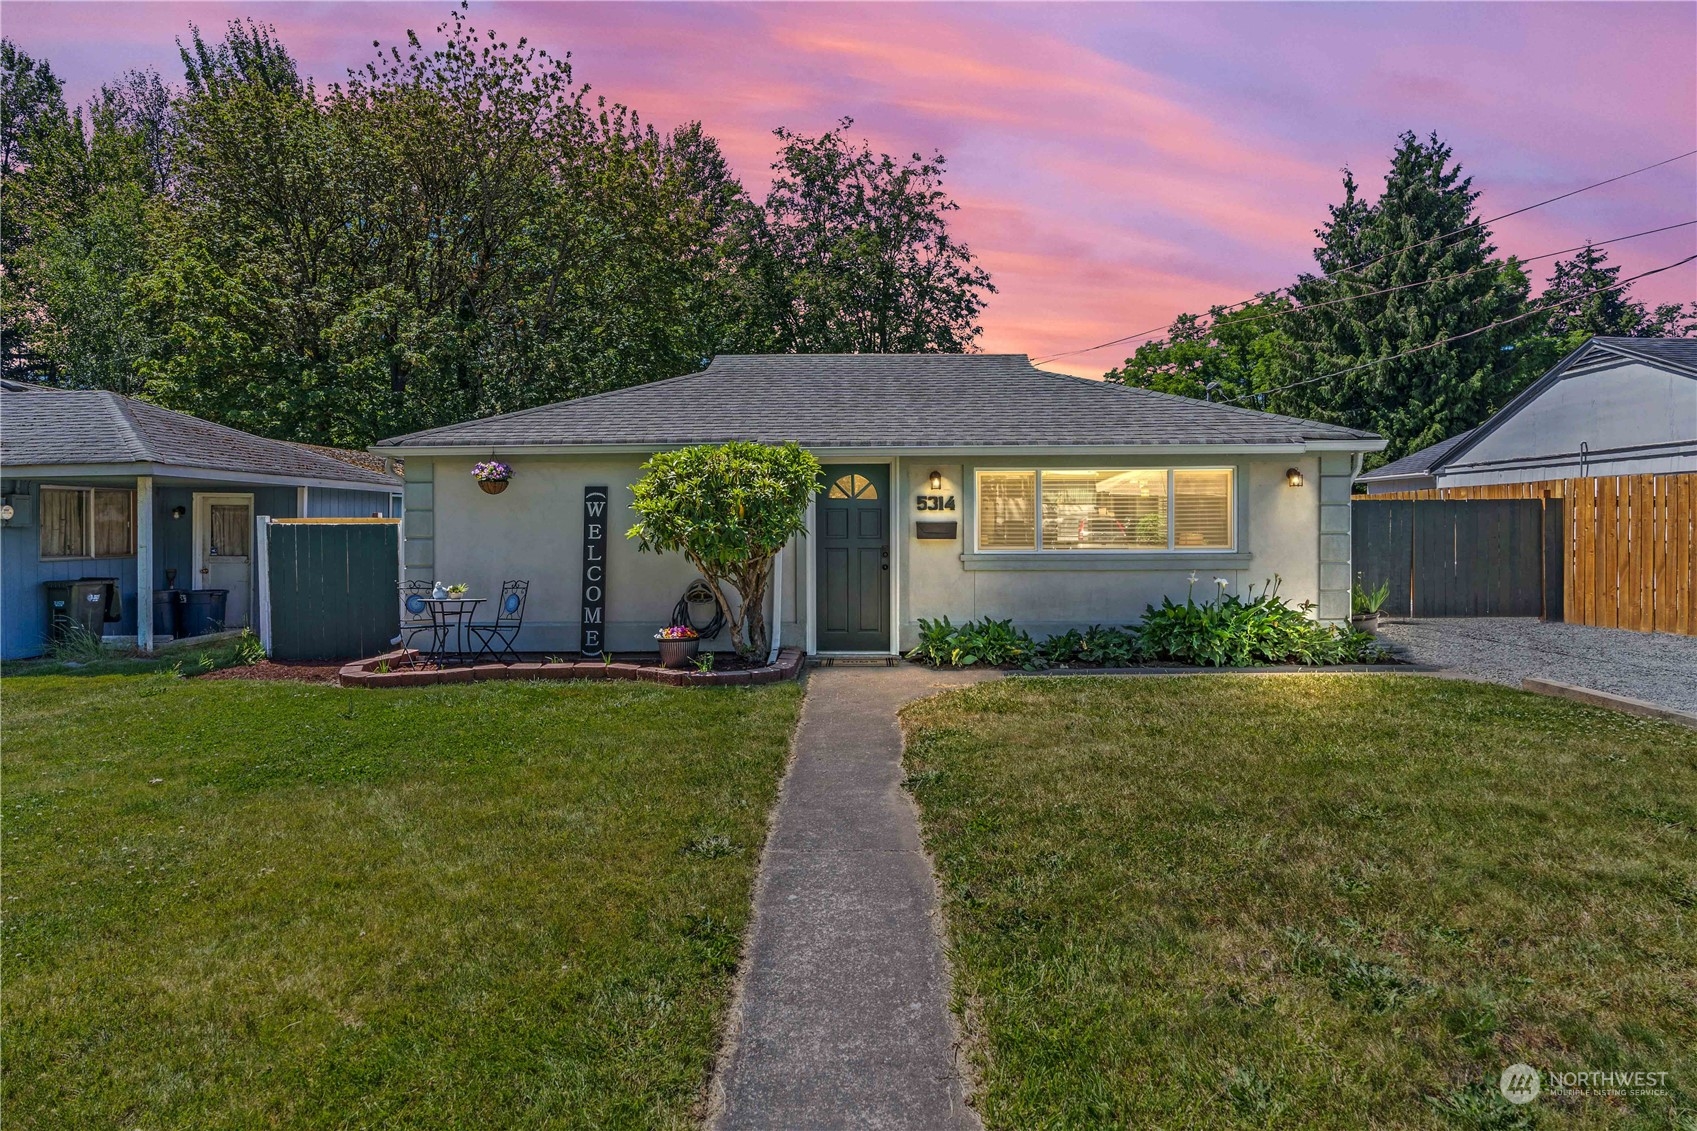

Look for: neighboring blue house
[1,380,401,659]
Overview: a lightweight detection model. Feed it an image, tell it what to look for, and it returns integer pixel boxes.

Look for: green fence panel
[267,522,399,660]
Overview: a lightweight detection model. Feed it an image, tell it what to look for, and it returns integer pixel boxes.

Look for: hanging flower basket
[473,460,512,494]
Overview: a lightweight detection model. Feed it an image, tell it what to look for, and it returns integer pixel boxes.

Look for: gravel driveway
[1375,618,1697,716]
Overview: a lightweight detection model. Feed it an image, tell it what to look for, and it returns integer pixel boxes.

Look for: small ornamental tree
[628,441,823,659]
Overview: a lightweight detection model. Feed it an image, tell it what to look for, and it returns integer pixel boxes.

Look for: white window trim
[973,467,1236,554]
[38,484,136,561]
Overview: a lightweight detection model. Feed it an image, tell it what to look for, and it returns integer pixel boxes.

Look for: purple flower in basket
[655,624,699,640]
[473,460,512,483]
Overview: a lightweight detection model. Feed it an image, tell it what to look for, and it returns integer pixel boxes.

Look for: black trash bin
[179,589,229,638]
[86,577,121,623]
[153,589,184,640]
[43,579,115,646]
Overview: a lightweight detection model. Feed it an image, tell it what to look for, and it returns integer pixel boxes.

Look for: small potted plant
[655,624,700,669]
[1351,576,1390,635]
[473,460,512,495]
[446,582,468,598]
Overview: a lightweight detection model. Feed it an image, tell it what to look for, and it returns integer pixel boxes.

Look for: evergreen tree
[1276,132,1530,464]
[1538,241,1690,339]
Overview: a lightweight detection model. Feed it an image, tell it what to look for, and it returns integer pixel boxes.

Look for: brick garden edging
[338,646,805,689]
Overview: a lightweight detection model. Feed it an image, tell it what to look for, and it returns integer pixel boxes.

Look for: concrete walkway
[712,665,992,1131]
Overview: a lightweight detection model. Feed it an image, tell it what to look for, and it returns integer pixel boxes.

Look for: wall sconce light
[171,505,186,519]
[1286,468,1304,488]
[928,469,943,491]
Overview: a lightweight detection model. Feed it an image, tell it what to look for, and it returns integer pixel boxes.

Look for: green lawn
[901,675,1697,1130]
[3,670,801,1130]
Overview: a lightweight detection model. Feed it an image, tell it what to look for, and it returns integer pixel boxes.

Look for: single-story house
[372,354,1383,656]
[1,380,402,659]
[1359,336,1697,494]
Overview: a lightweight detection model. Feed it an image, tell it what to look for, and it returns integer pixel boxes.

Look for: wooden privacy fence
[1353,499,1557,619]
[1366,474,1696,636]
[257,518,400,660]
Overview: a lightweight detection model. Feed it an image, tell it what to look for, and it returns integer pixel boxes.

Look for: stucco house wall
[403,455,804,655]
[895,454,1338,645]
[398,449,1349,656]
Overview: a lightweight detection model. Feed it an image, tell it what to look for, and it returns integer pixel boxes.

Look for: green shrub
[1077,624,1141,666]
[1035,628,1084,666]
[1138,577,1387,666]
[235,629,267,666]
[1034,624,1141,667]
[907,616,1037,668]
[909,578,1387,670]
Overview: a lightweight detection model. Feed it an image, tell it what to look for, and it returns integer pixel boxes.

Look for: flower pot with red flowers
[473,460,512,495]
[655,624,700,668]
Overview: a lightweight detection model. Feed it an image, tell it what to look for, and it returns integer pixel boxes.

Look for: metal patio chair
[395,580,434,666]
[469,580,529,664]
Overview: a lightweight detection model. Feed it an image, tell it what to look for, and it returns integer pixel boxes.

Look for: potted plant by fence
[1351,576,1390,635]
[473,460,512,495]
[628,441,823,661]
[655,624,700,669]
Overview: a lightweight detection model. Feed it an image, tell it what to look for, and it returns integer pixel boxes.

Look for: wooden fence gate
[258,518,399,660]
[1361,474,1696,635]
[1353,498,1561,619]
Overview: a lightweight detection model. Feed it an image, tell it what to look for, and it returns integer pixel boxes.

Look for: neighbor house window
[975,469,1233,552]
[40,486,135,560]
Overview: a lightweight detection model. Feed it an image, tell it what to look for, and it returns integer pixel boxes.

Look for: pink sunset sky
[7,1,1694,375]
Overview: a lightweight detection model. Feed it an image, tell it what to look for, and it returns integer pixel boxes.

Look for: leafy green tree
[0,38,69,184]
[628,442,823,659]
[1104,296,1297,401]
[1276,132,1531,464]
[5,16,996,444]
[3,41,163,390]
[737,119,994,353]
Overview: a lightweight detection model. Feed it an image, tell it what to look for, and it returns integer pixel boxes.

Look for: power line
[1034,217,1695,364]
[1033,148,1697,365]
[1220,252,1697,406]
[1331,148,1697,280]
[1165,219,1697,340]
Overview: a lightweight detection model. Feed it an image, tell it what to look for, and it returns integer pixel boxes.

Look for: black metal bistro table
[420,597,485,665]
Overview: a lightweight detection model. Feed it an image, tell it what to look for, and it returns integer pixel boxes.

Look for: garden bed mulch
[196,659,349,683]
[338,647,805,688]
[909,657,1423,676]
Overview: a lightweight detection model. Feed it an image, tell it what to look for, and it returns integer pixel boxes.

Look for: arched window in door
[827,473,879,500]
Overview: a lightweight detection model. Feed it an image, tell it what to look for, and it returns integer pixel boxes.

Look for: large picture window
[40,486,135,560]
[976,468,1233,552]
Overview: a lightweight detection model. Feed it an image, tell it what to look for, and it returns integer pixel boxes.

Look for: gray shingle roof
[1357,428,1476,482]
[1589,336,1697,373]
[0,383,399,488]
[374,354,1380,450]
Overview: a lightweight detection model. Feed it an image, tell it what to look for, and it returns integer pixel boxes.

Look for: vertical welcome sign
[580,486,608,656]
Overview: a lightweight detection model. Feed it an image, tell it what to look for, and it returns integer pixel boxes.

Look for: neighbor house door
[193,492,254,629]
[816,465,890,652]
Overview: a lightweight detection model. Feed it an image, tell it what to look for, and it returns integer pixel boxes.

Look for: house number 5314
[915,494,956,511]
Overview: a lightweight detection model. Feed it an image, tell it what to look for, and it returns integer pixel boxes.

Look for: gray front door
[817,465,890,652]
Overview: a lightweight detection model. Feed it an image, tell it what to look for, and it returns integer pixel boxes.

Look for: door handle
[881,545,890,571]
